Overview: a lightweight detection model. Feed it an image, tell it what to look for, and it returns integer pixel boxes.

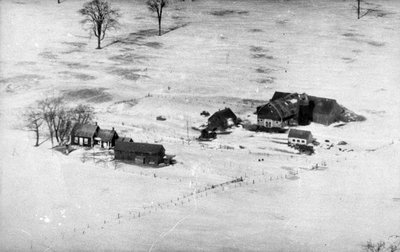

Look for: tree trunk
[158,16,162,36]
[97,24,102,49]
[35,128,40,147]
[357,0,360,19]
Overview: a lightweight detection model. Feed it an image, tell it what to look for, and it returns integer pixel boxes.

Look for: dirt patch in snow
[249,28,263,33]
[62,88,112,103]
[107,67,147,81]
[59,61,90,69]
[109,52,148,64]
[58,71,96,81]
[255,67,275,74]
[252,54,274,59]
[0,74,45,93]
[38,51,58,60]
[210,10,249,16]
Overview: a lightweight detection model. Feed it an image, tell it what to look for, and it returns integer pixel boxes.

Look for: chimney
[112,127,115,131]
[95,122,98,126]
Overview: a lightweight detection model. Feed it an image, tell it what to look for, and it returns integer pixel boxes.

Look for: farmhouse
[114,142,166,166]
[71,123,100,147]
[207,108,238,131]
[95,128,118,149]
[288,129,313,146]
[256,93,298,128]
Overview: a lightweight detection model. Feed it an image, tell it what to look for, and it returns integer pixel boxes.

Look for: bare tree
[38,97,64,146]
[25,108,44,147]
[79,0,120,49]
[72,104,95,125]
[146,0,168,36]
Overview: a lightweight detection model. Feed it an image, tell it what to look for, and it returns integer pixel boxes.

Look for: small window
[297,139,300,143]
[74,137,78,144]
[301,140,305,143]
[84,138,89,145]
[292,139,296,142]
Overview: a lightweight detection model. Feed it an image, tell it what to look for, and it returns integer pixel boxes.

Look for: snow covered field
[1,0,400,251]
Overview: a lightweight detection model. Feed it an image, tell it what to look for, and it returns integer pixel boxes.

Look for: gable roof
[115,142,165,155]
[97,129,118,142]
[288,129,312,139]
[73,124,99,138]
[209,108,237,121]
[116,137,133,143]
[271,91,291,101]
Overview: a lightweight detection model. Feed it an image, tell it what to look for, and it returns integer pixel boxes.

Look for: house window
[292,139,296,142]
[74,137,78,144]
[297,139,300,143]
[84,138,89,145]
[301,140,305,144]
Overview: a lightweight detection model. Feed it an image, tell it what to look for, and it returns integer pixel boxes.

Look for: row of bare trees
[79,0,168,49]
[25,98,95,147]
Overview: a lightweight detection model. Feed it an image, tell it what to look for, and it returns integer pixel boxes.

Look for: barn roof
[116,137,133,143]
[73,124,99,138]
[97,129,117,142]
[288,129,312,139]
[115,142,165,154]
[257,93,298,120]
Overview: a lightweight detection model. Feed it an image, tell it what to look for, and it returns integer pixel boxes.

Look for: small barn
[95,128,118,149]
[71,123,100,147]
[116,137,133,143]
[114,142,166,166]
[288,129,313,146]
[207,108,237,131]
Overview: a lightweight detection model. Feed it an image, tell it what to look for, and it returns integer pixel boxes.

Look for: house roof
[97,129,117,142]
[288,129,312,139]
[116,137,133,143]
[115,142,165,155]
[73,124,99,138]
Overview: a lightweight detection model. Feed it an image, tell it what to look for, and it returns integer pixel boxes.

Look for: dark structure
[116,137,133,143]
[95,128,118,149]
[308,96,342,125]
[288,129,313,146]
[71,123,100,147]
[207,108,238,131]
[114,142,166,166]
[199,129,217,141]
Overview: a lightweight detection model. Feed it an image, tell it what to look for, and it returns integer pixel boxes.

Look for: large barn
[256,93,298,128]
[114,142,166,166]
[71,123,100,147]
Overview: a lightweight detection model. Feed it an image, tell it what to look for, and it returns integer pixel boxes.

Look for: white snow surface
[1,0,400,251]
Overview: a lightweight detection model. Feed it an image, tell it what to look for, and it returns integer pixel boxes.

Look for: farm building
[207,108,238,131]
[71,123,100,147]
[288,129,313,146]
[95,128,118,149]
[256,93,298,128]
[114,142,166,166]
[116,137,133,143]
[266,91,343,126]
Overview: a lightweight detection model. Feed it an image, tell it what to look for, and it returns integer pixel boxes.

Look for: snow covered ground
[1,0,400,251]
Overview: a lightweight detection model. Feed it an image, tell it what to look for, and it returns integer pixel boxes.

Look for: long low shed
[114,142,166,165]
